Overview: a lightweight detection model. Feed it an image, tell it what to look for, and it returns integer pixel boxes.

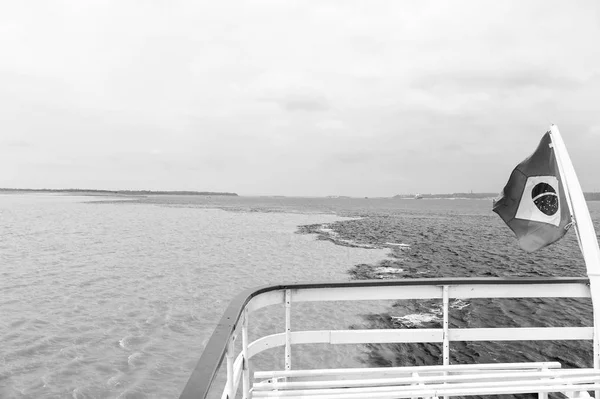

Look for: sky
[1,1,600,197]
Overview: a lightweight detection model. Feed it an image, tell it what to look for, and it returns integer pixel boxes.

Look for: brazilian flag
[493,132,572,252]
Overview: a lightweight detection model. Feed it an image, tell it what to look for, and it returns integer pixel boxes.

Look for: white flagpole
[548,124,600,374]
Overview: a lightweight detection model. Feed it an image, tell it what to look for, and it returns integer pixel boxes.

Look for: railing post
[225,334,235,399]
[442,285,449,366]
[242,307,250,399]
[594,305,599,399]
[442,285,450,399]
[411,372,422,399]
[285,289,292,372]
[539,364,548,399]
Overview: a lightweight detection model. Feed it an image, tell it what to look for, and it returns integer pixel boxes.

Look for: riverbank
[0,188,238,196]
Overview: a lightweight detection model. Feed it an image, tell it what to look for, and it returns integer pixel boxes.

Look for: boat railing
[179,277,597,399]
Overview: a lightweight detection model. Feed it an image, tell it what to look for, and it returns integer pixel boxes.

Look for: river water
[1,194,389,398]
[1,193,598,398]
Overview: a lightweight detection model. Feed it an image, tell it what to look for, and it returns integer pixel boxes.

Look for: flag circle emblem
[531,183,558,216]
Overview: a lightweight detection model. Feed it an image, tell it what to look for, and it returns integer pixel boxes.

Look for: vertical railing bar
[594,304,600,399]
[411,372,421,399]
[539,364,549,399]
[225,334,235,399]
[285,289,292,373]
[443,285,449,399]
[242,307,250,399]
[442,285,449,366]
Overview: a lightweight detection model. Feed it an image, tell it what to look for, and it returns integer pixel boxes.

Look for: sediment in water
[297,212,593,376]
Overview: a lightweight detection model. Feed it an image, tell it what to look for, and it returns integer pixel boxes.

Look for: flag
[493,131,572,252]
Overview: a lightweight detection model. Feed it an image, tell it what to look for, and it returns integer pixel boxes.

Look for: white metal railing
[178,278,597,399]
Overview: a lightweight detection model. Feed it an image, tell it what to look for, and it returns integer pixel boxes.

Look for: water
[1,194,599,398]
[0,194,388,398]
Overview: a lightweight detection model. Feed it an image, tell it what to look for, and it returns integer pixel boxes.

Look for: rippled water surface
[2,194,599,398]
[0,194,388,398]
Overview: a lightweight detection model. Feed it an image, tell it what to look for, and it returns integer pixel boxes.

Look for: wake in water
[297,223,379,249]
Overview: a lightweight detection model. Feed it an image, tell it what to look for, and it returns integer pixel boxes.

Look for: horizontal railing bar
[248,327,592,359]
[248,330,443,359]
[252,378,600,398]
[450,283,590,298]
[252,381,600,398]
[253,369,600,390]
[247,290,285,313]
[292,282,591,303]
[179,277,590,399]
[449,327,594,341]
[254,372,598,394]
[254,362,562,379]
[292,285,442,302]
[248,333,285,359]
[330,329,443,344]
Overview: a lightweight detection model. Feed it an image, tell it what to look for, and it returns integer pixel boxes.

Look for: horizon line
[4,187,600,198]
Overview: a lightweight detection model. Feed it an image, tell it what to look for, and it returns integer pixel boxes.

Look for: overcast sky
[2,1,599,197]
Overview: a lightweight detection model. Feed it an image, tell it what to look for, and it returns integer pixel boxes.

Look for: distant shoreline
[0,188,238,196]
[393,192,600,201]
[393,193,497,200]
[3,189,599,200]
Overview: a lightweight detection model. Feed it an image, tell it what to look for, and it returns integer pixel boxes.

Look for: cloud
[413,69,584,93]
[316,119,345,130]
[1,1,599,196]
[262,93,330,113]
[331,150,378,165]
[3,139,35,148]
[283,97,329,112]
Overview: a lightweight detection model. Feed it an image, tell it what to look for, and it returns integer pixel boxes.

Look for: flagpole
[548,124,600,374]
